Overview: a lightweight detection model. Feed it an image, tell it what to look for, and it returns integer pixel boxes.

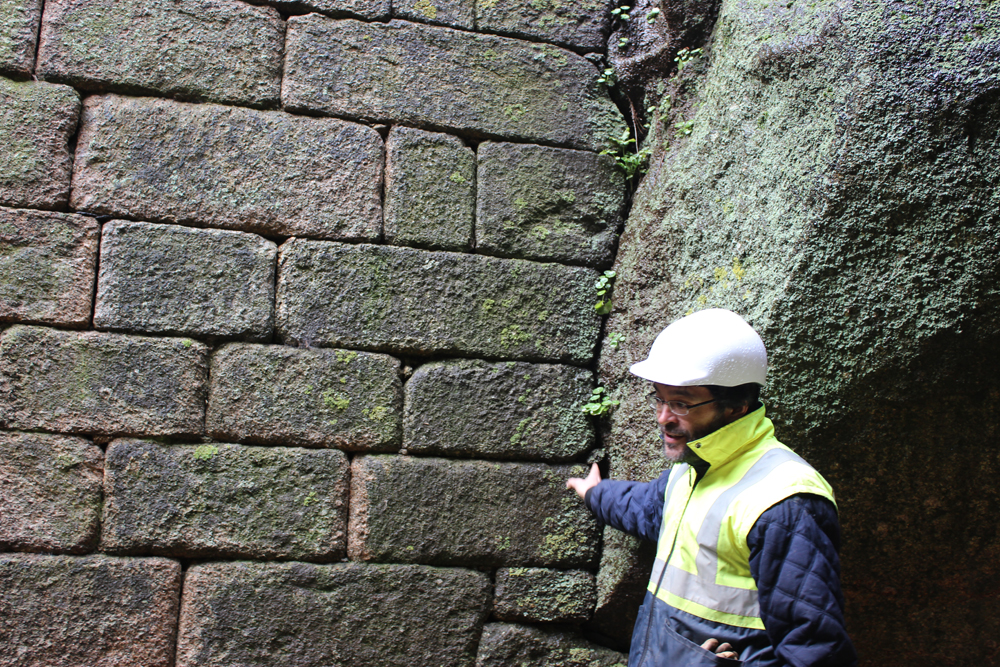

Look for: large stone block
[0,0,40,74]
[0,325,208,437]
[94,221,276,340]
[0,77,79,210]
[102,439,350,561]
[244,0,390,20]
[395,0,474,29]
[0,206,98,327]
[176,561,490,667]
[404,359,594,460]
[277,241,601,364]
[349,456,599,567]
[0,553,181,667]
[71,95,383,240]
[476,623,627,667]
[283,17,626,152]
[384,126,475,251]
[0,430,102,554]
[477,142,625,267]
[475,0,613,51]
[37,0,283,107]
[494,567,596,623]
[207,343,402,452]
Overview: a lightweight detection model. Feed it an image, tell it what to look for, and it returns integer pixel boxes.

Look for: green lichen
[335,349,358,364]
[302,490,317,506]
[193,445,218,460]
[413,0,438,19]
[322,389,350,411]
[449,171,467,184]
[500,324,533,348]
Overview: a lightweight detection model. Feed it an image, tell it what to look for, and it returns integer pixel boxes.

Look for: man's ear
[725,403,750,421]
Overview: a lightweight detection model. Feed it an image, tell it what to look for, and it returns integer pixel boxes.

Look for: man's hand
[566,463,602,500]
[700,638,738,660]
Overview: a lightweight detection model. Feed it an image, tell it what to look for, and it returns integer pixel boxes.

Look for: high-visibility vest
[648,407,835,629]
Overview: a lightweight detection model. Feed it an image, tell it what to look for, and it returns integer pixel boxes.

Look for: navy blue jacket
[587,471,858,667]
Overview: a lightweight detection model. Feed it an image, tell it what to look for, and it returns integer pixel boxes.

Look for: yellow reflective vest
[648,406,835,630]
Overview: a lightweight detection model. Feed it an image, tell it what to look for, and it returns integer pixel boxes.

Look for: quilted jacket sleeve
[748,494,859,667]
[583,470,671,544]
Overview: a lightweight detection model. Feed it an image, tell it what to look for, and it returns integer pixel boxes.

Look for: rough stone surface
[245,0,390,20]
[494,568,596,623]
[0,553,181,667]
[283,17,626,152]
[0,77,79,210]
[277,241,601,364]
[475,0,613,51]
[37,0,283,107]
[477,142,625,267]
[177,561,490,667]
[588,528,655,648]
[94,221,276,340]
[349,456,599,567]
[0,325,208,437]
[0,430,102,554]
[600,1,1000,664]
[404,359,594,460]
[0,206,98,327]
[395,0,474,29]
[102,439,350,561]
[384,126,475,251]
[476,623,628,667]
[207,343,402,452]
[72,95,384,240]
[0,0,40,74]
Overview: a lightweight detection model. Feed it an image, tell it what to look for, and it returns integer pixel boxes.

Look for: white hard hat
[629,309,767,387]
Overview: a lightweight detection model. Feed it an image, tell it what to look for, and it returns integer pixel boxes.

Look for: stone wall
[0,1,631,665]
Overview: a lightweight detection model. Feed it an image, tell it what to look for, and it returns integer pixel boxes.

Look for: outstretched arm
[567,465,670,544]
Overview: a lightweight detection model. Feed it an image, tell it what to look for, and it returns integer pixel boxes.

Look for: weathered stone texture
[245,0,390,20]
[37,0,283,107]
[102,439,349,561]
[0,207,98,327]
[476,623,627,667]
[72,95,383,240]
[349,456,599,567]
[0,553,181,667]
[494,568,596,623]
[384,126,475,251]
[177,561,490,667]
[476,0,612,51]
[283,17,626,152]
[94,221,276,340]
[277,241,601,364]
[0,77,79,210]
[589,528,655,647]
[477,142,625,267]
[395,0,474,29]
[404,359,594,460]
[0,0,40,74]
[0,431,102,554]
[208,343,402,452]
[0,325,208,437]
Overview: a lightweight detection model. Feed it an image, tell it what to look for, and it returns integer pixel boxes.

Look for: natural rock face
[349,456,599,567]
[207,343,402,451]
[394,0,474,29]
[404,359,594,460]
[71,95,384,240]
[245,0,391,20]
[589,529,654,648]
[277,241,601,364]
[494,567,596,623]
[0,77,79,210]
[599,0,1000,663]
[0,431,103,554]
[0,325,208,437]
[176,561,490,667]
[37,0,283,107]
[477,142,625,267]
[283,16,626,152]
[384,126,475,251]
[475,0,612,51]
[94,221,277,341]
[0,553,181,667]
[476,623,628,667]
[0,206,98,327]
[102,439,350,561]
[0,0,40,74]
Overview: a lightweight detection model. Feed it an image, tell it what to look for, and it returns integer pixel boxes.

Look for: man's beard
[659,409,731,463]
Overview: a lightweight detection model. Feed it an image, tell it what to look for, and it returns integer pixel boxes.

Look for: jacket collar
[687,405,773,468]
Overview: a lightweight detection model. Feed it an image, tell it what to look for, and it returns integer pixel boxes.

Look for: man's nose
[656,404,675,425]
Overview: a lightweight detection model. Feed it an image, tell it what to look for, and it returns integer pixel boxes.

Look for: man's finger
[700,638,720,652]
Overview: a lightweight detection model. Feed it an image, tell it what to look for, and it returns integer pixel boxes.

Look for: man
[568,309,857,666]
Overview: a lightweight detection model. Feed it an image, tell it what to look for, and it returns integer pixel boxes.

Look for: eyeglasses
[646,393,717,416]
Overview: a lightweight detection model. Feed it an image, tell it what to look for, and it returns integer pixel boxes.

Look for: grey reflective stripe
[657,464,691,542]
[665,563,761,617]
